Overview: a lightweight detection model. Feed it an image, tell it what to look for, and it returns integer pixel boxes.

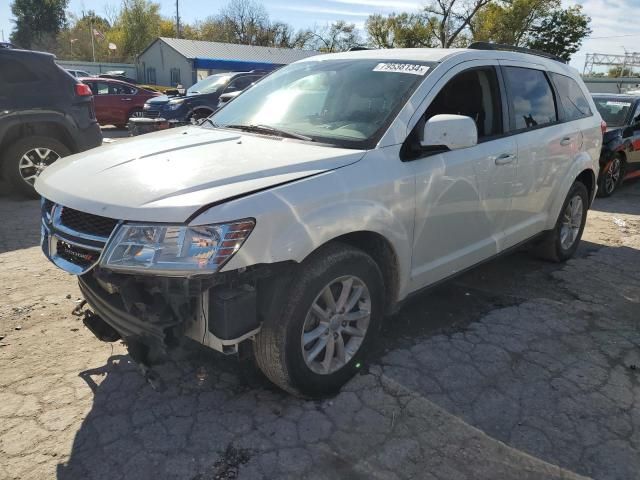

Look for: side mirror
[421,114,478,151]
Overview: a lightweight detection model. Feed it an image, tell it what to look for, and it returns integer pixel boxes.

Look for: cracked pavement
[0,177,639,480]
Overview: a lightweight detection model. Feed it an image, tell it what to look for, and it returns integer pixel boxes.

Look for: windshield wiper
[223,124,314,142]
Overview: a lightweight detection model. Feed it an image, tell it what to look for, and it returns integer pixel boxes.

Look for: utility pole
[90,19,96,62]
[176,0,181,38]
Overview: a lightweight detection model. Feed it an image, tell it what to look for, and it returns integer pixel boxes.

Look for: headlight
[143,103,151,110]
[167,99,185,110]
[101,220,255,275]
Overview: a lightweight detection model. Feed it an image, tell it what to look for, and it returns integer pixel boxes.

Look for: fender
[4,110,79,150]
[545,151,597,230]
[189,160,415,300]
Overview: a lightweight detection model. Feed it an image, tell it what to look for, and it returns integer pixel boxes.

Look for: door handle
[560,137,572,146]
[121,98,132,101]
[494,153,516,165]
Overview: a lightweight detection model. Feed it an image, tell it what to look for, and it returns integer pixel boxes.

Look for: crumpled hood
[36,127,365,223]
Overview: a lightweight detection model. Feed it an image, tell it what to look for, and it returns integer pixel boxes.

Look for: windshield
[188,74,232,95]
[208,59,433,148]
[593,97,634,127]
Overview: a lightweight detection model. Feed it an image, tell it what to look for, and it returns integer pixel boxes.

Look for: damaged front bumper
[78,263,290,366]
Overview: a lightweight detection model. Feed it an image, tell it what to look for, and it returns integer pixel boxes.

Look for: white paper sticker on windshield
[606,101,631,107]
[373,63,429,75]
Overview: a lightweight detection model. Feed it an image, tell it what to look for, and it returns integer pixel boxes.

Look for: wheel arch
[575,168,596,206]
[0,121,75,176]
[317,231,401,315]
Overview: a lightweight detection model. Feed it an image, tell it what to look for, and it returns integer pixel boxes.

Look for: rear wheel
[253,243,384,398]
[534,181,589,262]
[2,136,70,198]
[119,108,144,129]
[597,154,624,197]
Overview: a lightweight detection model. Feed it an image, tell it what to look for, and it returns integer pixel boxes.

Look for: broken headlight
[101,220,255,275]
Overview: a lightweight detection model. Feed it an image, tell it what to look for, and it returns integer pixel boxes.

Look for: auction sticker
[373,63,429,75]
[606,101,631,107]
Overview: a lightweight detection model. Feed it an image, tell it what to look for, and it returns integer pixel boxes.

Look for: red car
[80,77,160,128]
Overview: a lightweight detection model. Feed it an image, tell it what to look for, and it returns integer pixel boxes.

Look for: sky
[1,0,639,71]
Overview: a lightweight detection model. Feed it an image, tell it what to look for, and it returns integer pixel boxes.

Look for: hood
[36,127,365,223]
[147,95,170,105]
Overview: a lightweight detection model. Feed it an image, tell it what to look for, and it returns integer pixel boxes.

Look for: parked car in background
[592,94,640,196]
[0,48,101,197]
[96,73,175,94]
[36,44,601,397]
[80,77,160,129]
[216,90,244,110]
[142,71,266,123]
[66,69,92,78]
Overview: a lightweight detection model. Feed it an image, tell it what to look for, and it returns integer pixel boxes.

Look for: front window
[188,74,232,95]
[208,59,434,149]
[593,97,634,127]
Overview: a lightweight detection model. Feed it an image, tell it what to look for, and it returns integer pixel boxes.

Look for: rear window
[551,73,592,121]
[0,58,39,83]
[593,97,633,127]
[504,66,557,130]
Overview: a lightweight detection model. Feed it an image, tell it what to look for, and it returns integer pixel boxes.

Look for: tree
[118,0,162,58]
[10,0,69,49]
[218,0,270,44]
[471,0,558,46]
[309,21,362,52]
[366,13,436,48]
[424,0,493,48]
[527,5,591,61]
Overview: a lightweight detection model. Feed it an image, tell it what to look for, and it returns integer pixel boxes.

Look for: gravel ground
[0,150,639,479]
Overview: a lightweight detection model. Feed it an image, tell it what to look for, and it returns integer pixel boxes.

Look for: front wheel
[597,154,624,197]
[534,181,589,262]
[253,243,384,398]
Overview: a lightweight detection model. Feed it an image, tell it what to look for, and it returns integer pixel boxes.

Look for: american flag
[92,28,105,41]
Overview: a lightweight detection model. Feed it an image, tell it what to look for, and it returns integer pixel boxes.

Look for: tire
[597,154,624,198]
[2,136,70,199]
[254,242,384,398]
[188,110,212,124]
[123,108,144,129]
[535,181,589,262]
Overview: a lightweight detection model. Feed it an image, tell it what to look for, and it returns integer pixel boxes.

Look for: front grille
[41,199,120,275]
[143,110,161,118]
[60,207,118,239]
[56,240,101,269]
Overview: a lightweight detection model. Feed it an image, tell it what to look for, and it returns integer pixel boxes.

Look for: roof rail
[348,46,371,51]
[467,42,566,64]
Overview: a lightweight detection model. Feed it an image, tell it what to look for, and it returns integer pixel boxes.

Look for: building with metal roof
[136,37,319,88]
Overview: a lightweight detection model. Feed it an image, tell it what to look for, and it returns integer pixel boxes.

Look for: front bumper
[128,117,188,136]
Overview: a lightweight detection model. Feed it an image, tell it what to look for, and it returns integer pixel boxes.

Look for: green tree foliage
[527,5,591,61]
[118,0,163,57]
[366,13,436,48]
[10,0,69,49]
[471,0,558,46]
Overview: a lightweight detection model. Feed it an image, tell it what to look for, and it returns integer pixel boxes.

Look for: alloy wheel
[604,157,621,194]
[301,275,371,375]
[559,195,584,250]
[18,148,61,186]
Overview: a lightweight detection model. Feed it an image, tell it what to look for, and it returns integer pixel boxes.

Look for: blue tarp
[193,58,283,71]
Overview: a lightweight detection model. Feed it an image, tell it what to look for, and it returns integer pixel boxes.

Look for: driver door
[406,63,517,290]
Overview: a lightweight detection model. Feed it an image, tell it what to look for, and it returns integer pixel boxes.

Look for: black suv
[592,94,640,197]
[0,48,102,197]
[142,71,266,123]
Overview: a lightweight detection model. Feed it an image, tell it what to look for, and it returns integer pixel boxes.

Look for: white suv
[37,44,602,397]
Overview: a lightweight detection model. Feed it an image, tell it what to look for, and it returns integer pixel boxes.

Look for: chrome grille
[143,109,161,118]
[59,207,118,238]
[40,198,120,275]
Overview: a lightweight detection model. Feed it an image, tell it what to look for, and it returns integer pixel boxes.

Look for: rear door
[109,82,138,124]
[87,81,113,124]
[499,62,580,247]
